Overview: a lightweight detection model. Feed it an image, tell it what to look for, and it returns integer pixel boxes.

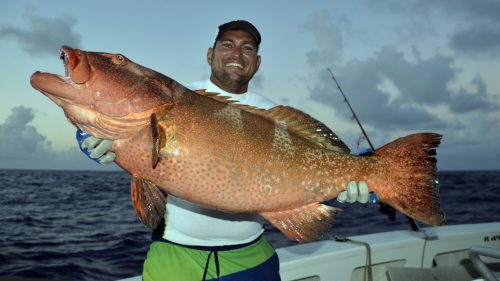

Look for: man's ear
[207,47,214,65]
[256,55,261,70]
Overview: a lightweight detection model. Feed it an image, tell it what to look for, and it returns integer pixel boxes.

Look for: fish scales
[118,94,356,211]
[31,46,446,242]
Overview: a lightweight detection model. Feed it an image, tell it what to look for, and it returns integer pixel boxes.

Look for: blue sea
[0,169,499,281]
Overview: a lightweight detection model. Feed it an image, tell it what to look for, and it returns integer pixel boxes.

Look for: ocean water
[0,169,499,281]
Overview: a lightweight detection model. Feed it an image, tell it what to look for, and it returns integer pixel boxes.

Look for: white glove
[80,135,116,164]
[337,181,369,204]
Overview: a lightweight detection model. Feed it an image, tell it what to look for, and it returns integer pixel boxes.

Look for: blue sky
[0,0,499,171]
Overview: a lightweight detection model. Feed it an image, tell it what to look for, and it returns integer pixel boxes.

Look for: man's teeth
[226,62,243,68]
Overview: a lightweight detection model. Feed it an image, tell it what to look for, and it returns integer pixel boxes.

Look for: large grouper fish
[30,46,445,242]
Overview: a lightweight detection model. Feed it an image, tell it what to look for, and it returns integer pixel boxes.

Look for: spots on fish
[214,106,243,131]
[113,94,363,212]
[272,121,293,152]
[260,184,273,195]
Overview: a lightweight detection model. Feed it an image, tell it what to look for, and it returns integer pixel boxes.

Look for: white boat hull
[279,222,500,281]
[118,222,500,281]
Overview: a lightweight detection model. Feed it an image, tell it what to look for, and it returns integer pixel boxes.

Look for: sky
[0,0,499,171]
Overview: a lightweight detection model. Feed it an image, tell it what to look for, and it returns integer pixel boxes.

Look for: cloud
[309,59,446,131]
[431,0,500,23]
[301,9,498,127]
[450,74,499,112]
[0,106,118,171]
[301,10,345,64]
[0,12,82,57]
[368,0,500,22]
[449,23,500,58]
[301,9,500,170]
[367,0,500,58]
[437,0,500,58]
[0,106,51,157]
[307,43,497,131]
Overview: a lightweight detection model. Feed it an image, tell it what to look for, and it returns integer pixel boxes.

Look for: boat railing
[469,245,500,281]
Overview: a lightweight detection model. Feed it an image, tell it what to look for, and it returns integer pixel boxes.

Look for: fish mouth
[30,46,90,104]
[60,46,90,84]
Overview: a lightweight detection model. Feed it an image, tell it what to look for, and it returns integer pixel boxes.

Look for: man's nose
[228,46,243,57]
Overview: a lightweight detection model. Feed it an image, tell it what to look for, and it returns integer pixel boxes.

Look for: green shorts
[143,235,280,281]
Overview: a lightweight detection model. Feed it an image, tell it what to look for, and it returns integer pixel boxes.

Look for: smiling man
[145,20,282,281]
[187,20,275,109]
[208,22,261,93]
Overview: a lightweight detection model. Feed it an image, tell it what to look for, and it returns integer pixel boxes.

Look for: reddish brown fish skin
[31,46,445,242]
[116,117,437,215]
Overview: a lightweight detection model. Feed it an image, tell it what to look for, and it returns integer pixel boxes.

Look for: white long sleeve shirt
[162,79,277,246]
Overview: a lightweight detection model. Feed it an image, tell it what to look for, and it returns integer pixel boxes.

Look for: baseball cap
[215,20,261,46]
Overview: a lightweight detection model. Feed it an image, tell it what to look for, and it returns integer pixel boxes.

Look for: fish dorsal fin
[194,89,235,104]
[259,106,350,153]
[194,89,350,153]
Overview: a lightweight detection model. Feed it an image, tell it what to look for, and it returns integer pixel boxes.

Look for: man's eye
[243,46,255,52]
[222,42,232,48]
[242,46,256,54]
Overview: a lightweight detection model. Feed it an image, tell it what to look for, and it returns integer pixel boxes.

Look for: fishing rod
[327,68,374,151]
[326,68,419,231]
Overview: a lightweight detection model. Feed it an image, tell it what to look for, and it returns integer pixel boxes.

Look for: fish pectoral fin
[260,203,341,243]
[150,112,177,169]
[150,112,178,169]
[130,176,166,230]
[150,113,166,169]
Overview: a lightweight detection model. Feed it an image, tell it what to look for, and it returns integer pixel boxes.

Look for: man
[78,20,370,281]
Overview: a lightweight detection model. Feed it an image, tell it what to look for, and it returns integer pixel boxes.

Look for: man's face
[207,29,261,93]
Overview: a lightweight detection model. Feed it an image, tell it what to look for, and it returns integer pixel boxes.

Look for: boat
[118,222,500,281]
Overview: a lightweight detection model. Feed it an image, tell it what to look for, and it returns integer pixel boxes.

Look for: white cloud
[0,106,118,171]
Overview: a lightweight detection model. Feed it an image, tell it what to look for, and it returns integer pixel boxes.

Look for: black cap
[215,20,261,46]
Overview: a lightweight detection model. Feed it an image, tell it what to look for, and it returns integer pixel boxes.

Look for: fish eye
[113,54,126,65]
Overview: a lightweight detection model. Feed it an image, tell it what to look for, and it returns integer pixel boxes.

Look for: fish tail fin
[373,133,446,226]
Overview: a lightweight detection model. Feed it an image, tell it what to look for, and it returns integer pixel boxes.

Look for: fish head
[31,46,174,139]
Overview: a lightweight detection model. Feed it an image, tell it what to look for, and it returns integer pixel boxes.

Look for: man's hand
[76,129,116,164]
[337,147,379,204]
[337,181,370,203]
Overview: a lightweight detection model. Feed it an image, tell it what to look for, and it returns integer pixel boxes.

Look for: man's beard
[222,72,248,85]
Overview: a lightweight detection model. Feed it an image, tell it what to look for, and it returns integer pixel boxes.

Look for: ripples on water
[0,169,499,280]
